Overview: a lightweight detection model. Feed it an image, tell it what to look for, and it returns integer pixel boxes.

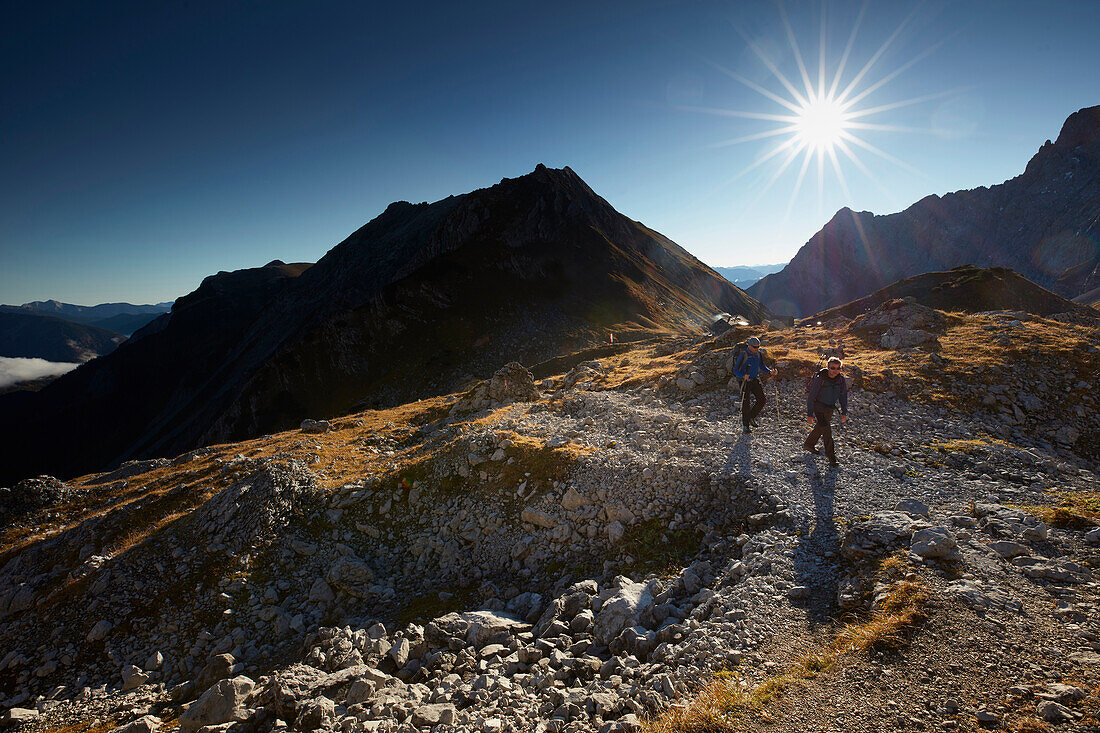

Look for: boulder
[988,541,1030,559]
[946,579,1023,613]
[1054,425,1079,445]
[893,498,930,517]
[593,579,654,645]
[267,664,388,720]
[108,716,162,733]
[196,654,238,691]
[179,676,255,731]
[325,558,375,598]
[295,696,336,731]
[533,586,598,638]
[87,619,113,642]
[488,362,540,403]
[1016,557,1092,583]
[880,327,938,349]
[1036,700,1073,723]
[910,527,957,559]
[411,703,456,728]
[521,509,558,528]
[121,665,151,692]
[0,709,39,728]
[308,578,335,604]
[842,511,920,560]
[425,611,528,648]
[561,487,588,511]
[300,419,331,434]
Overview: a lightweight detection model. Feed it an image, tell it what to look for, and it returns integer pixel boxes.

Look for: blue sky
[2,0,1098,305]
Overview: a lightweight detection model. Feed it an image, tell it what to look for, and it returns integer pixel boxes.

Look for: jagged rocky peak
[1054,104,1100,149]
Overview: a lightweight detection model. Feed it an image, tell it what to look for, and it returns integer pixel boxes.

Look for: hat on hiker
[747,337,761,347]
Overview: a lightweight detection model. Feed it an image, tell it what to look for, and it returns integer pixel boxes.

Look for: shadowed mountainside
[749,105,1100,316]
[0,165,770,484]
[805,265,1100,323]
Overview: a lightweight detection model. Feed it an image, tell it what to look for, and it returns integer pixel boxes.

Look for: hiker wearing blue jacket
[804,356,849,466]
[734,336,775,434]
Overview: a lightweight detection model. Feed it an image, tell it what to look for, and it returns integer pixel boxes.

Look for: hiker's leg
[804,414,824,450]
[818,408,835,459]
[747,381,766,423]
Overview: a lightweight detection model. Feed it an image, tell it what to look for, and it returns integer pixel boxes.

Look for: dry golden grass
[1017,488,1100,530]
[643,580,929,733]
[42,719,119,733]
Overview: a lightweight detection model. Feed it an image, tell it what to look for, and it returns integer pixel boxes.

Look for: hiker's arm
[839,375,849,415]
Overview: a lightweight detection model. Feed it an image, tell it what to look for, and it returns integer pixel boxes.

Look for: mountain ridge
[748,105,1100,316]
[0,165,769,484]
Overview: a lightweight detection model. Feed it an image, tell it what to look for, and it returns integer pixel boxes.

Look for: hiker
[804,356,849,466]
[733,336,775,434]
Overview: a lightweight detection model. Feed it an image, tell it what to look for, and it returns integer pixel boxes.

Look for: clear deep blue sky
[2,0,1098,305]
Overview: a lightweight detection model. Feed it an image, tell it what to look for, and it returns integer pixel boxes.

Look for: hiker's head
[747,336,761,350]
[827,357,842,373]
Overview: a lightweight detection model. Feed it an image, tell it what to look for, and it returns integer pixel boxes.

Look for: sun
[681,3,949,214]
[794,96,851,153]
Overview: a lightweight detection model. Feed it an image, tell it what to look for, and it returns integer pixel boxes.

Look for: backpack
[804,355,828,396]
[731,343,766,388]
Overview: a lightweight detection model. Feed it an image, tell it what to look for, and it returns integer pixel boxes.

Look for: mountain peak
[1054,104,1100,149]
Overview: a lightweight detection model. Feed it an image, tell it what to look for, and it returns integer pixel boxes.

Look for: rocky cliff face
[0,166,769,484]
[749,105,1100,316]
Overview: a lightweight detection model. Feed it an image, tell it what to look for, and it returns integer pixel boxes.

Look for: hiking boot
[803,447,820,455]
[750,418,759,427]
[828,457,839,467]
[743,426,752,434]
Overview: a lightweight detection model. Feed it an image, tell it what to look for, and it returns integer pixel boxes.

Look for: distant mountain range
[0,300,174,376]
[0,165,770,484]
[713,263,786,290]
[749,105,1100,316]
[2,300,173,335]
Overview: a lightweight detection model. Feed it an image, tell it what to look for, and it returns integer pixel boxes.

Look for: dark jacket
[806,368,848,416]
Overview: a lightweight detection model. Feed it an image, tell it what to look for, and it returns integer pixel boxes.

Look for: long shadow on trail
[792,465,842,625]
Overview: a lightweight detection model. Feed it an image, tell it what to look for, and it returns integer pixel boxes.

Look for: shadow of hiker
[792,465,842,625]
[721,433,754,478]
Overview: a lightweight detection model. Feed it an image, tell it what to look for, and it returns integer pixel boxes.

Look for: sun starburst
[682,2,954,218]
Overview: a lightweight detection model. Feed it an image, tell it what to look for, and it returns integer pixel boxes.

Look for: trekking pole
[739,379,748,427]
[775,378,780,423]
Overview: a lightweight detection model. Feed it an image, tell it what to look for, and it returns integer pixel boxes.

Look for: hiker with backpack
[733,336,775,434]
[804,356,849,466]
